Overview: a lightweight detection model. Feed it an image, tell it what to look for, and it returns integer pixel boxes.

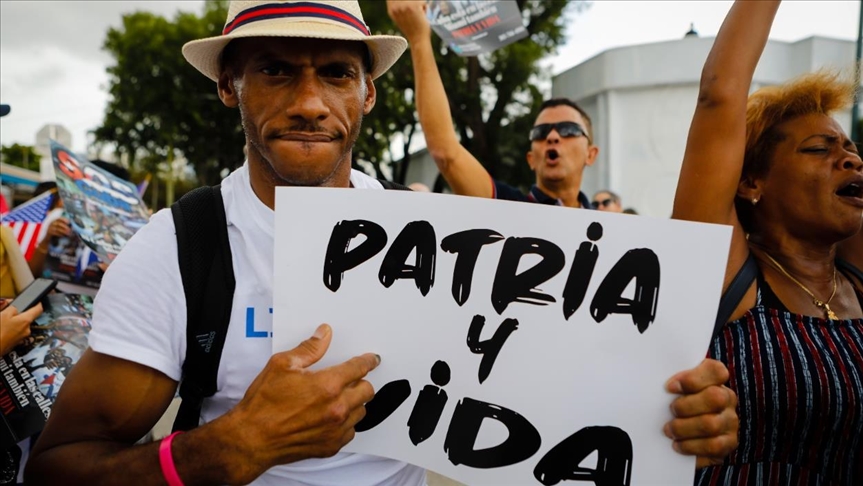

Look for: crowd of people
[0,0,860,485]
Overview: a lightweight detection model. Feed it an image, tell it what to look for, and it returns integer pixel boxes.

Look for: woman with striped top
[672,0,863,484]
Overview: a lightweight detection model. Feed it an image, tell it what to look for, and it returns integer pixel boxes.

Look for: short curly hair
[738,70,857,231]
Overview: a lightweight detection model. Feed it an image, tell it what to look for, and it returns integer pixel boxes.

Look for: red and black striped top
[696,275,863,485]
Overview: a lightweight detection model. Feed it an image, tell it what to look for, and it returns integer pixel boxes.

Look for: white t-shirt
[89,164,426,486]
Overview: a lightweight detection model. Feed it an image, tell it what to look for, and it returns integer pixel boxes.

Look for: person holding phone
[0,299,45,486]
[0,303,43,358]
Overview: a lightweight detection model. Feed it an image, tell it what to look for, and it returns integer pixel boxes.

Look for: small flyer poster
[42,229,102,291]
[0,293,92,448]
[272,188,731,485]
[50,140,149,263]
[428,0,529,56]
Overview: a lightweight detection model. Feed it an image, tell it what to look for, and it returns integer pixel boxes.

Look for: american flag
[0,190,55,260]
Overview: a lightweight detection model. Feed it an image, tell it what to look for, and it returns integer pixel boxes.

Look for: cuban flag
[76,246,100,279]
[0,190,55,260]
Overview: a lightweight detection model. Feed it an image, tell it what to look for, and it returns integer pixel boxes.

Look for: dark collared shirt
[492,179,593,209]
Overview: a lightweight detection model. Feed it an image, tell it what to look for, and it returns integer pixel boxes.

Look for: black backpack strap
[713,253,758,341]
[378,179,412,191]
[170,186,236,432]
[837,258,863,288]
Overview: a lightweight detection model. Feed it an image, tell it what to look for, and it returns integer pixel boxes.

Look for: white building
[552,35,856,217]
[402,147,442,191]
[35,123,72,182]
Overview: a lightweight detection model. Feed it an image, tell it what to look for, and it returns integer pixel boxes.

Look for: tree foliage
[0,144,41,172]
[94,0,244,205]
[359,0,582,188]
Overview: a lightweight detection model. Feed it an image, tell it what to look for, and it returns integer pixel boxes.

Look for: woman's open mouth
[836,179,863,207]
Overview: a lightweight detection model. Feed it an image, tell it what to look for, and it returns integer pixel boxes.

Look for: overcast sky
[0,1,859,153]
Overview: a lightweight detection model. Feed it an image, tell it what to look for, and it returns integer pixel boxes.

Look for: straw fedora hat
[182,0,407,82]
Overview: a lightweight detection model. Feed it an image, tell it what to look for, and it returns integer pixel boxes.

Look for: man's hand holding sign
[273,188,738,484]
[218,324,380,484]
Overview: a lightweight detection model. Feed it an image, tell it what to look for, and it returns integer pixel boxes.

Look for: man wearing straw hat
[27,1,426,485]
[28,1,737,484]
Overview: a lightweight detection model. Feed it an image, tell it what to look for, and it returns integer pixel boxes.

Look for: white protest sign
[273,188,731,486]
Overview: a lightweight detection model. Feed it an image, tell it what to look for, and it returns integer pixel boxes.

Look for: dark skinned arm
[387,0,494,198]
[672,0,780,305]
[26,324,379,485]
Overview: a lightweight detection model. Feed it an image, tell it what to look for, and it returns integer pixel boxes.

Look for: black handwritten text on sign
[323,220,660,330]
[324,220,654,485]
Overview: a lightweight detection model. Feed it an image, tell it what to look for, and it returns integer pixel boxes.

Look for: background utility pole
[852,0,863,142]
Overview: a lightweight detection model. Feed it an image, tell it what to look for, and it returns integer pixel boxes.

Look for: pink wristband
[159,431,185,486]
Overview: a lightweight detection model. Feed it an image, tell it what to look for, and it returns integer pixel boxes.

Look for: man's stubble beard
[240,106,364,188]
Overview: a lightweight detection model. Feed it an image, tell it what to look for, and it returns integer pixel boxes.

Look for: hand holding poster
[273,189,731,485]
[428,0,528,56]
[0,293,93,448]
[50,140,149,264]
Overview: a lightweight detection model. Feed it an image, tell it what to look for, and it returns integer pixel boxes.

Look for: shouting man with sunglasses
[388,2,598,209]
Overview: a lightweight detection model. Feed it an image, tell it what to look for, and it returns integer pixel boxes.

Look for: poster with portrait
[272,188,731,485]
[0,293,92,447]
[50,140,149,264]
[427,0,528,56]
[42,228,102,291]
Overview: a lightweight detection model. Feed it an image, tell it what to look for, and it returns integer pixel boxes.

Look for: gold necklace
[762,252,839,320]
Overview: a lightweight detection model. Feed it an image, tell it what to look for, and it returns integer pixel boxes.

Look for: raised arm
[672,0,780,285]
[27,326,379,485]
[674,0,780,225]
[387,0,494,198]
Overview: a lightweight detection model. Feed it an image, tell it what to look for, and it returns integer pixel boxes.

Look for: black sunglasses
[529,122,589,142]
[591,198,614,209]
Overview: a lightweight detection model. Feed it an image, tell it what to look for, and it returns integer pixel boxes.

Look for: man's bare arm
[27,324,378,485]
[388,0,494,198]
[672,0,780,295]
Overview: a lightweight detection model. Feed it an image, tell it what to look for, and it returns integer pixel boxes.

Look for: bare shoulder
[838,230,863,290]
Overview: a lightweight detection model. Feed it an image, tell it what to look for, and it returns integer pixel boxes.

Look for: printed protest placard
[41,229,102,292]
[0,293,92,448]
[273,189,730,485]
[50,140,149,264]
[428,0,528,56]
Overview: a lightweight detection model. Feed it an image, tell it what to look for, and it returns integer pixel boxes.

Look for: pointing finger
[325,353,381,386]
